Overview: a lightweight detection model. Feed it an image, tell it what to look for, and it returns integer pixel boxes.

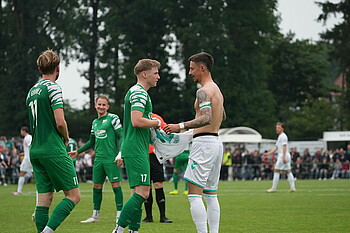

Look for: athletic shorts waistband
[193,132,219,138]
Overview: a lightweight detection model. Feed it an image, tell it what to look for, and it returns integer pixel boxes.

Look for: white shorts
[184,135,223,191]
[20,158,33,173]
[274,154,291,171]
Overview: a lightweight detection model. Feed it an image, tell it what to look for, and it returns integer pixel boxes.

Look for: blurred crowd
[2,135,350,186]
[219,146,350,181]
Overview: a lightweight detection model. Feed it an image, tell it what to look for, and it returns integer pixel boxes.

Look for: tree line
[1,0,349,141]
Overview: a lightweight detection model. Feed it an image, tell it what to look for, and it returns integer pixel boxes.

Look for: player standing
[69,95,124,225]
[27,49,80,233]
[12,126,32,195]
[264,122,296,193]
[112,59,161,233]
[164,52,225,233]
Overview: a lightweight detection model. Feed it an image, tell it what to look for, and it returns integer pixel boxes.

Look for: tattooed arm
[163,88,212,133]
[182,89,212,129]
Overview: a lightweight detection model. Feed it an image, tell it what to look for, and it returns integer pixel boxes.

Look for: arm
[183,89,212,129]
[69,134,95,159]
[282,145,287,163]
[115,129,123,152]
[131,110,160,128]
[77,134,95,154]
[263,147,277,157]
[53,108,69,145]
[164,88,212,133]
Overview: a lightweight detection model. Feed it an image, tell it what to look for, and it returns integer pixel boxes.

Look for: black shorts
[149,153,165,183]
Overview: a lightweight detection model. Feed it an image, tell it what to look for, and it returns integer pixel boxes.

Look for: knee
[153,182,163,189]
[93,183,103,189]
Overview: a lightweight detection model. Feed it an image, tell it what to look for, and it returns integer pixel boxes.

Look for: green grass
[1,179,349,232]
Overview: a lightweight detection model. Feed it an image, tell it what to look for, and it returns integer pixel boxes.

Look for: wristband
[156,118,162,127]
[179,122,185,130]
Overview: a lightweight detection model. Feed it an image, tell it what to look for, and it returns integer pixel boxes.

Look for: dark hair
[188,52,214,72]
[21,126,29,133]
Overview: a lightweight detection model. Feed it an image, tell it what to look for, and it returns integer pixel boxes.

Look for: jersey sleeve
[25,135,32,147]
[110,114,123,133]
[47,83,64,110]
[130,90,148,112]
[280,134,288,146]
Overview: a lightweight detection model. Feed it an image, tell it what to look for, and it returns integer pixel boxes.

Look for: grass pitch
[0,179,349,233]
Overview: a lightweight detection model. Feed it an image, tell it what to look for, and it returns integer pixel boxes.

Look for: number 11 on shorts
[141,174,147,182]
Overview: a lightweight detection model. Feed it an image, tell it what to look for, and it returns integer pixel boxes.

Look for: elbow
[132,120,142,128]
[56,120,66,129]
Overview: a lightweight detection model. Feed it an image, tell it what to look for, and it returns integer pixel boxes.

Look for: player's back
[26,79,66,159]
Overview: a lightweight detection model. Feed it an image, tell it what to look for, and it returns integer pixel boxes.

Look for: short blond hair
[36,49,60,75]
[134,59,160,76]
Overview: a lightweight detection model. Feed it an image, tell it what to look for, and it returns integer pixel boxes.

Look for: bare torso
[193,81,224,134]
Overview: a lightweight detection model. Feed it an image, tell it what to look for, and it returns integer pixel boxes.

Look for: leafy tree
[0,0,77,136]
[318,0,350,129]
[287,97,337,140]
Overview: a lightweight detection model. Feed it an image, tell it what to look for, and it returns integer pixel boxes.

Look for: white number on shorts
[141,174,147,182]
[29,100,38,129]
[73,176,78,185]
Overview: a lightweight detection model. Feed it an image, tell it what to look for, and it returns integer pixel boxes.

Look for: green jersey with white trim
[26,79,66,159]
[91,113,122,160]
[121,84,152,158]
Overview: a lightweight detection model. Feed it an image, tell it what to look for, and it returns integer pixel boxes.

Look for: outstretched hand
[163,124,180,134]
[68,150,78,159]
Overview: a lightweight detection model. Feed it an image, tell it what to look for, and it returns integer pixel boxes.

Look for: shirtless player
[164,52,225,233]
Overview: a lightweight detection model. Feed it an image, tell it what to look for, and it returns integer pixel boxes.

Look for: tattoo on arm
[184,89,212,129]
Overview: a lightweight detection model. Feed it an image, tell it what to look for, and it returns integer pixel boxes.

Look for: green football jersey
[26,79,67,159]
[90,113,122,160]
[122,84,152,158]
[67,138,77,152]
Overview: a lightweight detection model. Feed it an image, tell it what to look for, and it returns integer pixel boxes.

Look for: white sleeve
[280,134,288,146]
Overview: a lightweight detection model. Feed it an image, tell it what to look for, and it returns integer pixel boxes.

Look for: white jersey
[23,134,32,160]
[276,132,290,158]
[275,132,291,171]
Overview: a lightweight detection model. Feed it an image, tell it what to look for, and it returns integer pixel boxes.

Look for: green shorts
[123,156,150,188]
[174,151,189,171]
[93,160,122,183]
[31,155,79,193]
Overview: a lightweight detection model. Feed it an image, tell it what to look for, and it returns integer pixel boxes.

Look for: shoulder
[107,113,120,120]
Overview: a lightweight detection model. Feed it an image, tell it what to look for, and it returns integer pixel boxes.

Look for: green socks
[173,172,179,190]
[93,188,103,210]
[117,192,146,230]
[35,206,49,233]
[113,186,123,211]
[47,198,75,231]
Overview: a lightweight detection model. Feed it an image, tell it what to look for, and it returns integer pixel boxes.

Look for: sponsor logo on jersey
[95,130,107,139]
[102,119,107,124]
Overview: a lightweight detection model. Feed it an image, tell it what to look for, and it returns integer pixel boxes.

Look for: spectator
[252,150,262,181]
[220,148,232,181]
[302,156,312,179]
[232,149,243,180]
[293,157,305,180]
[310,157,320,179]
[341,160,350,178]
[319,158,329,180]
[83,149,94,183]
[331,158,342,179]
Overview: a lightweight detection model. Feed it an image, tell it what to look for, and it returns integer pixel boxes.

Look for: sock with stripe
[203,194,220,233]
